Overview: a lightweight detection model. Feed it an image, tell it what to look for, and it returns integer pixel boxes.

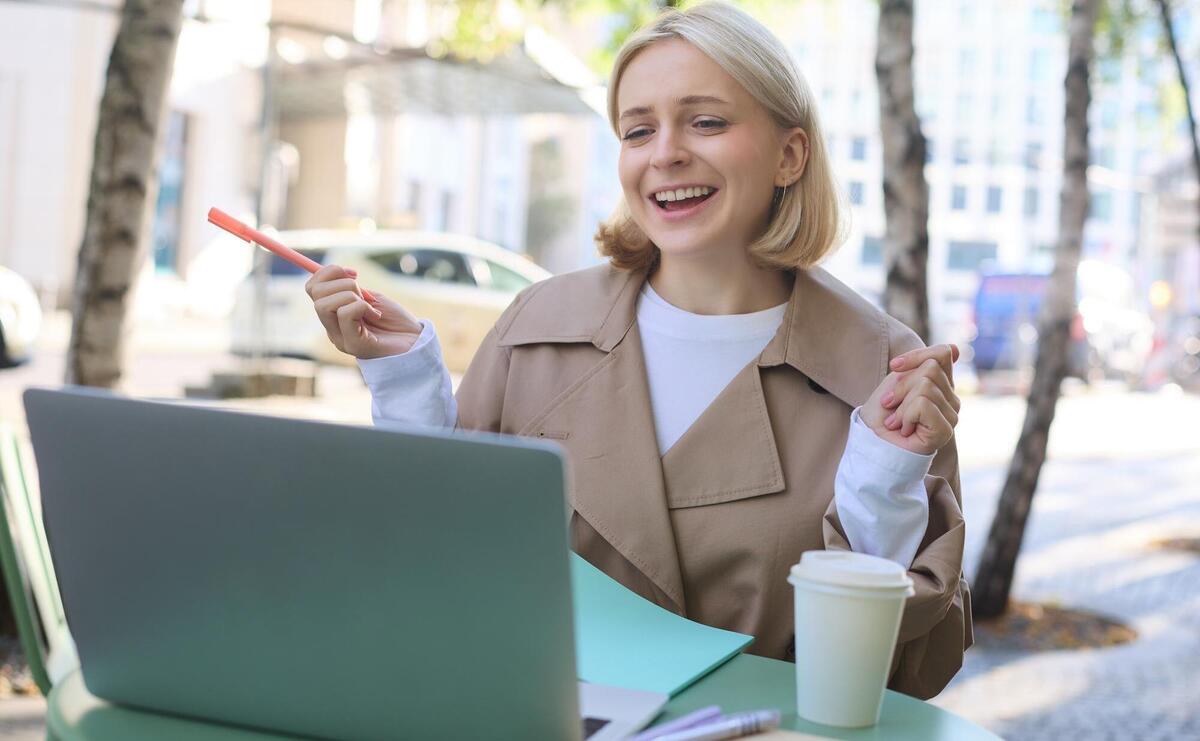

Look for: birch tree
[1154,0,1200,274]
[875,0,931,343]
[65,0,185,387]
[972,0,1100,618]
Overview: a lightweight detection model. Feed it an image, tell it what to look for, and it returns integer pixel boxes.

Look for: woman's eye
[696,119,727,130]
[622,128,651,141]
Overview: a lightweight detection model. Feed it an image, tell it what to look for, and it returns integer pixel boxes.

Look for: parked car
[970,261,1153,385]
[0,265,42,368]
[230,230,552,372]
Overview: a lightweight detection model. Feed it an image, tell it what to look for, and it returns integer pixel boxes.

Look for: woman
[306,1,969,699]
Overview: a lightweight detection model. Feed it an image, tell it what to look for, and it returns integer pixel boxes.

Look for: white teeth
[654,186,713,202]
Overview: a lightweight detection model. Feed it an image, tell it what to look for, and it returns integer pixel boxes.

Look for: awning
[274,48,596,120]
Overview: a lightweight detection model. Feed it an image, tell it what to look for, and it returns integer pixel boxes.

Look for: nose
[649,126,690,169]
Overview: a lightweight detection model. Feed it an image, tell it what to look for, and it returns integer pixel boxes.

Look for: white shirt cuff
[357,320,457,429]
[832,407,933,568]
[846,407,934,478]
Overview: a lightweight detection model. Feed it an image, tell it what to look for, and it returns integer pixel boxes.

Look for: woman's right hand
[305,265,424,359]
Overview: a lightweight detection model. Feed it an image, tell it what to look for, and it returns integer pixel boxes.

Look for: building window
[1099,99,1119,129]
[1024,141,1042,170]
[1089,189,1113,222]
[986,140,1002,167]
[849,181,865,205]
[439,190,455,230]
[993,51,1008,78]
[986,186,1003,213]
[152,111,188,274]
[862,236,884,266]
[954,138,970,165]
[1090,145,1116,169]
[851,137,867,161]
[1025,96,1044,125]
[947,240,998,271]
[407,180,422,212]
[955,94,974,123]
[1023,186,1039,217]
[959,49,978,76]
[1029,48,1052,82]
[951,185,968,210]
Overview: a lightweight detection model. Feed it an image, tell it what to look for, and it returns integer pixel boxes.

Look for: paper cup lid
[789,550,914,592]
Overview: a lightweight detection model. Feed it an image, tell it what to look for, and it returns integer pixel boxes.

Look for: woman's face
[616,38,797,263]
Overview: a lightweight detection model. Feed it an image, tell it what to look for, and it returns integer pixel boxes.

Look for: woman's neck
[648,250,792,315]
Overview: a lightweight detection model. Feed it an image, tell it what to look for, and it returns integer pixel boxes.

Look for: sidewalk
[933,393,1200,739]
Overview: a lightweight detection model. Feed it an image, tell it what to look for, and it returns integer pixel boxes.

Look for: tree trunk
[1154,0,1200,275]
[972,0,1098,619]
[65,0,185,388]
[875,0,931,343]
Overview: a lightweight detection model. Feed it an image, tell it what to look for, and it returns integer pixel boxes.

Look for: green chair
[0,422,77,697]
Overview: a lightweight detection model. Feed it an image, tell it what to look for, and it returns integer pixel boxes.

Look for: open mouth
[652,188,718,212]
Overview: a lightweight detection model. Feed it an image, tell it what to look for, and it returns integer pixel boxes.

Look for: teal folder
[571,554,754,696]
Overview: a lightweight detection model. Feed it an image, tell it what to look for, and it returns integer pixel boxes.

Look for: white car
[230,230,552,372]
[0,265,42,368]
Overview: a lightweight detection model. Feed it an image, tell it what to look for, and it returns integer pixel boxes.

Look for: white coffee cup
[787,550,915,728]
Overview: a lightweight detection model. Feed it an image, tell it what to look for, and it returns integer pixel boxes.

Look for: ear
[777,127,809,186]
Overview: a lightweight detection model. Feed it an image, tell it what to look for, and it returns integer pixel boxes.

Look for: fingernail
[881,392,894,406]
[885,413,896,427]
[346,269,358,277]
[890,357,903,369]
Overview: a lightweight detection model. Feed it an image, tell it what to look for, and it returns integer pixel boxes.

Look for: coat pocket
[663,478,785,509]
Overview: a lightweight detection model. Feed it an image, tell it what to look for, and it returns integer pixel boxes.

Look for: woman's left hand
[860,344,961,456]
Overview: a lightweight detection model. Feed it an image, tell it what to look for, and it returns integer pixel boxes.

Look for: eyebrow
[618,95,731,121]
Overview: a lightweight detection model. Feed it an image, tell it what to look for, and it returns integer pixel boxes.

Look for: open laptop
[24,387,664,740]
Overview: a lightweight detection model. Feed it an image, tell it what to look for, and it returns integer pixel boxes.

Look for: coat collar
[497,263,892,408]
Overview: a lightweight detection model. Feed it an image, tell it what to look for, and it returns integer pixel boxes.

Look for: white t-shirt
[358,291,933,567]
[637,283,788,454]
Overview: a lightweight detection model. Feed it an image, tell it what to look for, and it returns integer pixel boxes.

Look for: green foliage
[432,0,553,62]
[1096,0,1142,61]
[430,0,796,77]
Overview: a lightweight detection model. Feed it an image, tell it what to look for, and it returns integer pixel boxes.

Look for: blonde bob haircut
[596,1,846,272]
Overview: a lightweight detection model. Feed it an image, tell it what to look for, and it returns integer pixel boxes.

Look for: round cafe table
[47,655,998,740]
[664,653,999,740]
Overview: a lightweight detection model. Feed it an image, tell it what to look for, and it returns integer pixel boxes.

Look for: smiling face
[616,38,792,263]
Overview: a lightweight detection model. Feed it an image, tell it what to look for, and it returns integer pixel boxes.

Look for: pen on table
[654,709,781,741]
[630,705,723,741]
[207,207,376,303]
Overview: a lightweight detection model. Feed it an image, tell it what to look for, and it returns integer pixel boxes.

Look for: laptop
[24,387,664,740]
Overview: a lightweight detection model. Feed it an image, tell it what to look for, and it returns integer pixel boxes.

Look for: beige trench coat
[453,263,972,699]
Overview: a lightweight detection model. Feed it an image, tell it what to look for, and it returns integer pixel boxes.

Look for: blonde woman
[306,1,969,698]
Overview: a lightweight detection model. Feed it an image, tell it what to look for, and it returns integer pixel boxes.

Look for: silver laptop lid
[25,386,580,741]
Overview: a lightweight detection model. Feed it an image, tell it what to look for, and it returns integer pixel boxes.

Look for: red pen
[207,207,376,302]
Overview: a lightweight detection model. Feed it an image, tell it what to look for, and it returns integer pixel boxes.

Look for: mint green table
[48,654,998,740]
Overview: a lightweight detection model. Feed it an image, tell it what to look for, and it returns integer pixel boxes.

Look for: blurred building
[0,0,268,314]
[0,0,613,316]
[1143,152,1200,318]
[268,0,615,276]
[782,0,1167,348]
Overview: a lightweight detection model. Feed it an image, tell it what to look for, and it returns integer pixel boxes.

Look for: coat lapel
[660,362,785,508]
[501,268,688,612]
[758,268,889,406]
